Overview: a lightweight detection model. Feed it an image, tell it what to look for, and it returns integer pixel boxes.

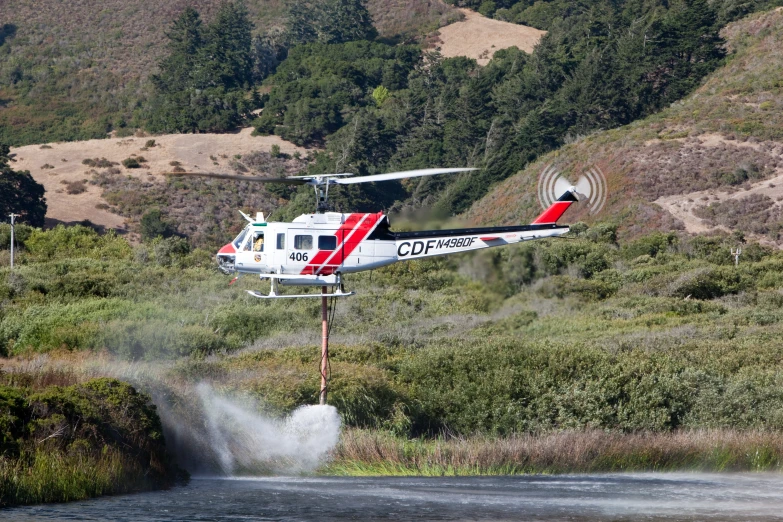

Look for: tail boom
[395,189,577,261]
[395,223,568,260]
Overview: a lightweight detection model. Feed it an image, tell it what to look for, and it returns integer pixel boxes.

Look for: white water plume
[194,384,341,475]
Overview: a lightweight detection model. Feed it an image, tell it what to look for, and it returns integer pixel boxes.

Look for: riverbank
[0,377,181,507]
[324,429,783,476]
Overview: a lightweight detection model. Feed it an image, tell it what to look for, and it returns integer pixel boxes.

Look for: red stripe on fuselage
[299,213,382,275]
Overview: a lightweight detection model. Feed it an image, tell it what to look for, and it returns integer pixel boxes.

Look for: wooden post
[319,286,329,405]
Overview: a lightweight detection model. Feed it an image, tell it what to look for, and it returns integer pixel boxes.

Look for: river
[5,473,783,521]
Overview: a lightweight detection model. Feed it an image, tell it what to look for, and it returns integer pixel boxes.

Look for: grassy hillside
[0,0,458,146]
[468,8,783,243]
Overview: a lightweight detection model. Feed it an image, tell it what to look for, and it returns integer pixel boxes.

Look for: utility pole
[9,214,17,269]
[731,246,742,267]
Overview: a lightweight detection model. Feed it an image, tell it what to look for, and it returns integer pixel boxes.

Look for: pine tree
[199,0,253,90]
[146,2,255,133]
[318,0,378,44]
[655,0,725,102]
[152,7,203,93]
[286,0,318,47]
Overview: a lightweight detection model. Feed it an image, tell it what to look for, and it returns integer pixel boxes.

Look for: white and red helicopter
[173,168,578,298]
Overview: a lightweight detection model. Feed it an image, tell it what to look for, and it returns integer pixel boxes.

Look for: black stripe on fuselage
[393,223,567,240]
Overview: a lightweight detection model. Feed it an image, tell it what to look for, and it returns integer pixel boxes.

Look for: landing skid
[247,289,355,299]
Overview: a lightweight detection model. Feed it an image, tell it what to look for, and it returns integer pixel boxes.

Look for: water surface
[5,473,783,521]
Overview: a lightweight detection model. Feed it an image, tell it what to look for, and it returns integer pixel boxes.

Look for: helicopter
[169,168,578,299]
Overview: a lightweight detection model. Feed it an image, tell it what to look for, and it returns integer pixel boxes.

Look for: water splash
[189,384,341,475]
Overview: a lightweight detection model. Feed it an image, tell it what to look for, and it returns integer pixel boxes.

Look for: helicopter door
[234,227,263,273]
[289,231,314,271]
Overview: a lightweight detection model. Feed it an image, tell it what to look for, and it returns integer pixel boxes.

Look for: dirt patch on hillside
[655,157,783,246]
[10,129,308,232]
[434,8,545,65]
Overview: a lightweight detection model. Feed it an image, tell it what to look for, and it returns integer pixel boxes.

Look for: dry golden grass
[435,8,545,65]
[9,128,307,232]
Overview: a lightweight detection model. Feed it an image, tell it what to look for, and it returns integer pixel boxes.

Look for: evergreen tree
[0,144,47,227]
[286,0,318,47]
[655,0,725,103]
[318,0,378,44]
[146,2,255,133]
[198,1,253,90]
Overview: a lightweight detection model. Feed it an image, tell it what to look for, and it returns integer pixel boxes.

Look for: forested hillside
[5,0,778,234]
[258,0,736,218]
[0,0,458,146]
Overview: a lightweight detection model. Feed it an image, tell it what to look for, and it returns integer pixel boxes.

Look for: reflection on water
[5,473,783,521]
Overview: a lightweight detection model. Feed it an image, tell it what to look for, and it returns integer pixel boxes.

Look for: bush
[140,209,174,240]
[152,236,190,266]
[0,378,179,506]
[23,226,132,262]
[63,180,87,195]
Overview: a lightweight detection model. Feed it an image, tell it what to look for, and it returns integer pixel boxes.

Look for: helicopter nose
[216,243,236,274]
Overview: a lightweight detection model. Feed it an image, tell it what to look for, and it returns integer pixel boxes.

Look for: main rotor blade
[334,167,477,185]
[164,172,307,185]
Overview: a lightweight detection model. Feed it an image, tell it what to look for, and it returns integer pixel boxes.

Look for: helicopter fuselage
[217,211,570,285]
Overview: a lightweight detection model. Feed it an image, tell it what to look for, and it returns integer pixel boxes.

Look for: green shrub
[140,209,174,240]
[0,378,179,507]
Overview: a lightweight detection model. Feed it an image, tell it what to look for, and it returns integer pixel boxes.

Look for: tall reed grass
[0,449,157,506]
[326,429,783,476]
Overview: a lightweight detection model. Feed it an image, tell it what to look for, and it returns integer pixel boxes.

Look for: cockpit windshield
[232,226,251,249]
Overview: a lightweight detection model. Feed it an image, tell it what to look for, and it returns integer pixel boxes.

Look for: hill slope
[434,8,544,65]
[0,0,459,146]
[10,128,307,234]
[468,8,783,245]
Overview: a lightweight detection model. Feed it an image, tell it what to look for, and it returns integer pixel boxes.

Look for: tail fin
[532,189,579,224]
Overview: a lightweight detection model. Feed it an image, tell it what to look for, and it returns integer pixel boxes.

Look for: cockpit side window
[232,227,250,249]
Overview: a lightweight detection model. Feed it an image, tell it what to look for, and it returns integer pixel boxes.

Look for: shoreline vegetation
[326,429,783,476]
[7,216,783,504]
[0,376,182,508]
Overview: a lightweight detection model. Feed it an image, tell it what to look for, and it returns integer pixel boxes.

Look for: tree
[318,0,378,44]
[198,1,253,90]
[0,144,47,227]
[286,0,318,47]
[146,2,255,133]
[140,208,175,240]
[285,0,377,47]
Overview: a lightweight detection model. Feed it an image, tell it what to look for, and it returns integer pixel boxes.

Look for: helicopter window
[252,232,264,252]
[232,227,250,249]
[277,233,285,250]
[294,235,313,250]
[318,236,337,251]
